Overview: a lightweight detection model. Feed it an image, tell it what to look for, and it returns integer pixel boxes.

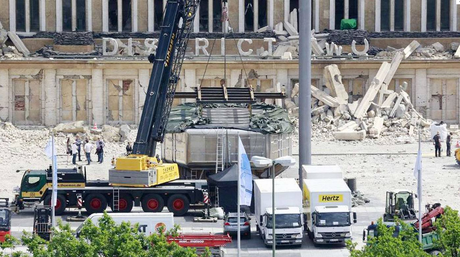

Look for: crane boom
[110,0,199,188]
[134,0,198,156]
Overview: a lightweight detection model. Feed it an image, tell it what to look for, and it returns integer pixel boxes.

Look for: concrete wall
[411,0,421,32]
[0,60,460,126]
[138,0,148,32]
[319,0,330,31]
[45,0,56,32]
[0,0,9,30]
[364,0,375,32]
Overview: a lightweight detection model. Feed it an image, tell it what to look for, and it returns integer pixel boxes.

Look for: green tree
[434,206,460,257]
[346,218,430,257]
[5,212,210,257]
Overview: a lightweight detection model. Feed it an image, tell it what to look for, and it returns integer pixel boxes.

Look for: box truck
[76,212,174,236]
[302,165,343,179]
[254,178,303,246]
[303,179,357,245]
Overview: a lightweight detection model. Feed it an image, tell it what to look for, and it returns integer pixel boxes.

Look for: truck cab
[308,205,356,244]
[260,207,303,246]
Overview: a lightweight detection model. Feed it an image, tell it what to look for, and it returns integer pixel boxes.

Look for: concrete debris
[403,40,420,59]
[102,125,121,142]
[352,191,370,207]
[6,32,30,56]
[53,121,87,134]
[432,42,444,52]
[119,124,131,142]
[304,41,432,141]
[455,46,460,59]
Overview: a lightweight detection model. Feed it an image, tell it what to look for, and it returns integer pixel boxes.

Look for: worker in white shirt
[71,141,78,165]
[84,139,94,165]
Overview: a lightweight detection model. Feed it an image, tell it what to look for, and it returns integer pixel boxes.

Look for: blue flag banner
[238,137,252,206]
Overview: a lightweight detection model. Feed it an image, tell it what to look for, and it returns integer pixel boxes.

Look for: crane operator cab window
[21,174,46,196]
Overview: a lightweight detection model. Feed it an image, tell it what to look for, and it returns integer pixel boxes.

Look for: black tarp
[207,164,254,213]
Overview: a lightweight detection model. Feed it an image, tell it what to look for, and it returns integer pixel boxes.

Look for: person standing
[126,142,133,155]
[71,141,78,165]
[447,132,452,157]
[84,139,93,165]
[96,138,105,163]
[433,132,441,157]
[75,135,82,161]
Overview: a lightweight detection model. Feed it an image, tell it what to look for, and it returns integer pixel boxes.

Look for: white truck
[254,178,303,247]
[303,178,357,245]
[76,212,174,236]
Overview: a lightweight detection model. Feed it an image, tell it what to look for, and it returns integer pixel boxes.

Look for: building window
[62,0,86,31]
[440,0,450,31]
[244,0,254,31]
[427,0,436,31]
[154,0,164,31]
[199,0,209,32]
[60,79,88,122]
[335,0,358,29]
[108,0,132,32]
[15,0,40,32]
[258,0,267,28]
[12,79,41,125]
[380,0,404,31]
[212,0,222,32]
[107,79,135,123]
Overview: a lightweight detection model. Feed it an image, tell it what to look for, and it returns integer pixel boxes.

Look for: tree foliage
[2,212,210,257]
[434,206,460,257]
[346,218,430,257]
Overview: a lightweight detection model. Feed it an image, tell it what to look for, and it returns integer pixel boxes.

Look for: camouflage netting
[166,102,294,134]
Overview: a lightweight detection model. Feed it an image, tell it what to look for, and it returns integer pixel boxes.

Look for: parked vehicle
[303,178,356,245]
[76,212,174,236]
[223,212,251,239]
[13,166,205,216]
[254,178,303,247]
[383,190,417,222]
[0,198,11,243]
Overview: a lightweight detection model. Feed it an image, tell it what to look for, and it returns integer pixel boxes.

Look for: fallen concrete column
[382,51,404,87]
[311,105,329,116]
[403,40,420,59]
[323,64,349,104]
[353,62,391,119]
[389,94,404,117]
[333,130,366,141]
[337,121,359,131]
[369,117,384,138]
[381,92,398,109]
[348,100,360,115]
[284,21,298,36]
[455,46,460,59]
[7,32,30,56]
[311,85,340,108]
[311,38,324,55]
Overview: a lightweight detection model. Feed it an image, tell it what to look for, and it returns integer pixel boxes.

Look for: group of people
[433,130,453,157]
[67,136,105,165]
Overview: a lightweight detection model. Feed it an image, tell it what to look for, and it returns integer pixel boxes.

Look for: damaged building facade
[1,0,460,126]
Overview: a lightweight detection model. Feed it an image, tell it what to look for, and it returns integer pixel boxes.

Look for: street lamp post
[251,156,296,257]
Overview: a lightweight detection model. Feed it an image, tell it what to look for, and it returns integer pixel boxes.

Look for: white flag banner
[238,137,253,206]
[414,148,422,179]
[45,136,58,206]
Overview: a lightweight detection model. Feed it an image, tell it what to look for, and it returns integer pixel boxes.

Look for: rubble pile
[352,190,371,207]
[52,121,135,143]
[53,32,94,45]
[301,40,434,142]
[0,21,27,59]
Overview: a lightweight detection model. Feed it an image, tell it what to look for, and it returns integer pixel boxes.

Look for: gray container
[162,129,292,167]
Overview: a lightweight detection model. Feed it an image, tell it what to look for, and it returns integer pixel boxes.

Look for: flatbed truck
[14,166,205,216]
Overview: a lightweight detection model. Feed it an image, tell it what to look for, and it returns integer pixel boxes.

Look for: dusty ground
[1,123,459,212]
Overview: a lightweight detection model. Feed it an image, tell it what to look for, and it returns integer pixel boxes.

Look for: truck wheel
[112,194,133,212]
[141,194,164,212]
[167,194,190,216]
[429,250,442,256]
[44,195,66,215]
[84,194,108,214]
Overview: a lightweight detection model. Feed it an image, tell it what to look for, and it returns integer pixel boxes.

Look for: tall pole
[418,124,422,243]
[272,165,276,256]
[237,151,241,257]
[51,135,56,228]
[299,0,312,194]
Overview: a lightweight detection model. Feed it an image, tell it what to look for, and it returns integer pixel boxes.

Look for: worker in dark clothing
[126,142,133,156]
[447,132,452,157]
[433,132,441,157]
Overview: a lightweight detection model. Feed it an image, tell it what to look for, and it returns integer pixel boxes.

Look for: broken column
[323,64,349,104]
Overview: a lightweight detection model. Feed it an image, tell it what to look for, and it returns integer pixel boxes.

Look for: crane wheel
[141,194,165,212]
[112,194,133,212]
[167,194,190,216]
[44,194,67,215]
[84,194,108,214]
